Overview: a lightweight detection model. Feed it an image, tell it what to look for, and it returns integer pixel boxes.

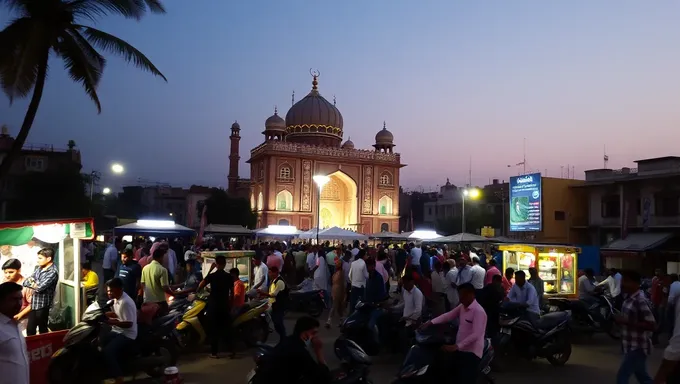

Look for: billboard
[509,172,542,232]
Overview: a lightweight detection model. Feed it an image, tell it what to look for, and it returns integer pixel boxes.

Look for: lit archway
[250,193,256,210]
[276,190,293,211]
[317,170,358,229]
[380,223,389,232]
[278,219,290,225]
[257,192,264,211]
[379,195,393,215]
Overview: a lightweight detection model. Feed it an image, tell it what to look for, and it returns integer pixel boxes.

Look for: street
[137,313,665,384]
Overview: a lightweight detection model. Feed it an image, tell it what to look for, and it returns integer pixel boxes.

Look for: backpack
[272,276,289,311]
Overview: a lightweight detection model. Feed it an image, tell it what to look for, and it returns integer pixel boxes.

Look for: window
[257,192,264,211]
[24,156,45,171]
[278,219,290,225]
[279,165,292,179]
[554,211,566,221]
[250,194,256,210]
[380,223,389,232]
[379,195,393,215]
[379,172,392,186]
[601,195,620,218]
[276,190,293,211]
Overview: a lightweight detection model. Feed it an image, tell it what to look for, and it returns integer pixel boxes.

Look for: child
[326,258,347,328]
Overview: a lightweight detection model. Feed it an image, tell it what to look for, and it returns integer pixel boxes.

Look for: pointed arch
[257,192,264,211]
[276,190,293,211]
[379,195,393,215]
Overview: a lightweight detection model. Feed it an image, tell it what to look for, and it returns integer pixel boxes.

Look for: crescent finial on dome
[383,121,387,130]
[310,68,320,91]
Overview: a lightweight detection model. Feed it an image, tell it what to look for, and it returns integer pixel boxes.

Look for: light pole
[461,187,480,233]
[313,175,331,244]
[89,163,125,214]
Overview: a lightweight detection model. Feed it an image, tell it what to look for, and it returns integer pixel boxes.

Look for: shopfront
[500,243,580,297]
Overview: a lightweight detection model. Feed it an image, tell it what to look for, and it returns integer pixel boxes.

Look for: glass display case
[201,250,256,288]
[500,244,580,297]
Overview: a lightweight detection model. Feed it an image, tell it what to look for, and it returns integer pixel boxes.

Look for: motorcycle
[547,294,620,339]
[392,325,495,383]
[48,301,180,384]
[247,336,373,383]
[341,300,404,356]
[289,289,325,318]
[498,302,572,366]
[176,291,270,348]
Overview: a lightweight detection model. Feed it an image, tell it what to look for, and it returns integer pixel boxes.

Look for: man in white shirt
[597,268,621,298]
[445,259,460,308]
[456,257,473,286]
[0,282,29,384]
[469,256,486,292]
[103,238,123,282]
[409,243,422,274]
[401,273,424,326]
[430,261,448,316]
[248,256,268,298]
[350,241,360,260]
[348,249,368,314]
[507,271,541,326]
[103,277,138,384]
[655,290,680,383]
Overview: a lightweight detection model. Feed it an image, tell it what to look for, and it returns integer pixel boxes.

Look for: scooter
[341,300,404,356]
[547,294,620,339]
[176,292,270,348]
[498,302,572,366]
[392,325,495,383]
[48,301,180,384]
[289,289,325,318]
[247,336,373,383]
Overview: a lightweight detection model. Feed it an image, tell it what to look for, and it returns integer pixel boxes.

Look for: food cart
[200,250,256,288]
[500,243,580,297]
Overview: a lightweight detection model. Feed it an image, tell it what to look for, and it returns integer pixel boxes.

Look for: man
[259,266,287,340]
[103,278,138,384]
[2,259,31,330]
[469,256,486,296]
[81,262,99,290]
[401,273,424,327]
[578,268,598,304]
[350,240,361,260]
[431,260,448,315]
[616,270,656,384]
[23,248,58,336]
[253,316,331,384]
[248,255,268,298]
[456,257,473,286]
[364,258,387,343]
[597,268,621,298]
[668,274,680,335]
[268,244,284,273]
[445,259,460,308]
[503,268,514,295]
[197,256,234,358]
[409,242,423,274]
[528,267,545,308]
[116,249,142,303]
[230,268,245,310]
[0,282,29,384]
[348,249,369,314]
[654,282,680,383]
[507,271,541,325]
[140,247,175,316]
[651,268,670,345]
[480,274,505,338]
[421,283,487,384]
[484,259,501,286]
[309,249,329,307]
[103,238,123,282]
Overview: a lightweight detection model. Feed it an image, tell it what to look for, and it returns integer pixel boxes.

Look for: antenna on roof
[604,145,609,169]
[291,90,295,106]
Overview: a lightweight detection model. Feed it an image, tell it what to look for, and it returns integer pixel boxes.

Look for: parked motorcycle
[48,301,180,384]
[547,294,620,339]
[289,289,325,317]
[392,325,495,383]
[498,302,572,366]
[247,336,373,383]
[176,292,270,348]
[341,300,404,356]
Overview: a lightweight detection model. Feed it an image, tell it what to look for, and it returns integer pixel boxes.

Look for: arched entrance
[318,171,358,229]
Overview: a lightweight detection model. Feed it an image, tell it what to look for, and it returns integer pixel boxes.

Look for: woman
[2,258,32,331]
[326,257,346,328]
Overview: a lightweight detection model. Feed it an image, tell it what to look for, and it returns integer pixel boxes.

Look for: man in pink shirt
[420,282,487,384]
[267,246,284,273]
[484,259,501,286]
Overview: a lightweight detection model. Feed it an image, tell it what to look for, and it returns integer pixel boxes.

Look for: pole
[89,171,95,215]
[316,184,321,244]
[461,192,466,233]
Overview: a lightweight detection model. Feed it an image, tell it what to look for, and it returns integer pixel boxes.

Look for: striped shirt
[24,263,59,310]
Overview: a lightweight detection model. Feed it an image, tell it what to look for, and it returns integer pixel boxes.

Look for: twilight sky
[1,1,680,191]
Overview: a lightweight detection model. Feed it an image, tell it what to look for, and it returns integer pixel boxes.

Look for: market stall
[254,224,300,240]
[200,250,256,288]
[113,219,196,238]
[429,232,489,243]
[299,226,368,241]
[500,243,580,297]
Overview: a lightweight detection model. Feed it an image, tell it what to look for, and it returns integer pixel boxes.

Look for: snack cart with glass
[200,250,256,288]
[500,243,580,297]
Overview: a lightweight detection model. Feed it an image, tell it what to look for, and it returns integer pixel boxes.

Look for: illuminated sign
[509,172,542,232]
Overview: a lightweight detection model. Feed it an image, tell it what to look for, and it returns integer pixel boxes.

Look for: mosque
[227,72,405,234]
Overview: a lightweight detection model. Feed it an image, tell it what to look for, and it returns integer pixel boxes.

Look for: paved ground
[134,313,666,384]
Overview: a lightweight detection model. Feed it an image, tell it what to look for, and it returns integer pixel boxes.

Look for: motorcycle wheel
[144,346,173,378]
[546,342,572,366]
[244,319,270,348]
[307,300,323,318]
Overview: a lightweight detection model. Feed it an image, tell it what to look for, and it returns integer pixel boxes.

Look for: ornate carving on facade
[301,160,312,211]
[379,191,393,198]
[363,166,373,214]
[251,141,401,164]
[320,179,341,200]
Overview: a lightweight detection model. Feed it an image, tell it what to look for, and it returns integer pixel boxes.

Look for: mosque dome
[341,138,355,149]
[284,72,344,147]
[231,121,240,130]
[264,108,285,131]
[374,122,394,146]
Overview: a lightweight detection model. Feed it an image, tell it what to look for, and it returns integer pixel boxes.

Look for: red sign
[26,330,67,384]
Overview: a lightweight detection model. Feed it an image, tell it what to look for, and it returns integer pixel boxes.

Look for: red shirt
[502,276,513,295]
[651,276,670,306]
[233,280,245,308]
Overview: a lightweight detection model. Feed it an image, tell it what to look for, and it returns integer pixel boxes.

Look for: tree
[8,170,91,220]
[0,0,167,181]
[204,188,257,229]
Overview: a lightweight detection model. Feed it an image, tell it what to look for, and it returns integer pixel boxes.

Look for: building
[116,185,189,225]
[185,185,212,228]
[226,123,251,200]
[231,73,405,233]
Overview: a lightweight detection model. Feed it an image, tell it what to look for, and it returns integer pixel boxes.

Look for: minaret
[228,121,241,194]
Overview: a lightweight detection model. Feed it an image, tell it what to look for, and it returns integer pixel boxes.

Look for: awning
[429,232,490,244]
[114,221,196,237]
[368,231,411,240]
[601,233,673,252]
[299,227,368,241]
[204,224,253,235]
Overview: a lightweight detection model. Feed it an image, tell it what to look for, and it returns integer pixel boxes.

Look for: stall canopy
[429,232,490,243]
[114,219,196,236]
[0,218,94,245]
[369,231,411,240]
[255,225,301,237]
[300,226,368,241]
[601,233,673,252]
[204,224,253,236]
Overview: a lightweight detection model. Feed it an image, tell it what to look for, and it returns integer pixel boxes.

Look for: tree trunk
[0,51,50,183]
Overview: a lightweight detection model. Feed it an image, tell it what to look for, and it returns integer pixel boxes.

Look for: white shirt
[614,272,622,292]
[445,269,460,306]
[306,253,316,271]
[103,244,118,270]
[313,255,329,291]
[668,281,680,308]
[508,282,541,314]
[410,247,422,266]
[348,258,368,288]
[470,264,486,289]
[112,292,138,340]
[578,275,596,300]
[665,294,680,361]
[597,275,620,297]
[0,313,29,384]
[431,271,447,294]
[456,265,473,285]
[350,248,360,259]
[166,248,177,277]
[402,286,424,325]
[252,263,268,291]
[342,260,351,284]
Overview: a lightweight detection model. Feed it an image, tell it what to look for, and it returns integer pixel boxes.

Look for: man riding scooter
[420,283,487,384]
[364,258,388,344]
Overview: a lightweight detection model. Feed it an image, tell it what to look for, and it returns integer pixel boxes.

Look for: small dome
[231,121,240,130]
[375,122,394,146]
[265,109,285,131]
[341,138,355,149]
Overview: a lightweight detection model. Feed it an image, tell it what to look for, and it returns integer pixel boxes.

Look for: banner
[509,173,542,232]
[27,330,68,384]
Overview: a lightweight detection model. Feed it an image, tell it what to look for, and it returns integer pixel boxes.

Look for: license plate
[246,369,256,383]
[501,328,512,335]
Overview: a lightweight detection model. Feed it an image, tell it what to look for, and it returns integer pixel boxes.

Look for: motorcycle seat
[537,312,569,329]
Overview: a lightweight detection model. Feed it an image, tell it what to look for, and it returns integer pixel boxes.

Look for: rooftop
[249,140,403,165]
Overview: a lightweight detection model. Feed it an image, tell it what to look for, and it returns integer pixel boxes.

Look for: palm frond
[67,0,165,21]
[78,25,167,82]
[56,29,105,112]
[0,17,45,102]
[0,0,28,14]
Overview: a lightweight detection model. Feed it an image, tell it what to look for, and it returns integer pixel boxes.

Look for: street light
[312,174,331,243]
[102,187,111,195]
[111,163,125,174]
[461,187,481,233]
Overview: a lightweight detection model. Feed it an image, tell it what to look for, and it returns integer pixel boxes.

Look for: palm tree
[0,0,167,180]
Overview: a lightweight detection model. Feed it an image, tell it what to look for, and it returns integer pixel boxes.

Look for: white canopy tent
[429,232,490,243]
[368,231,411,240]
[299,226,368,241]
[255,225,301,238]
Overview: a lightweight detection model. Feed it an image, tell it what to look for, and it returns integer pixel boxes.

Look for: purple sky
[1,1,680,191]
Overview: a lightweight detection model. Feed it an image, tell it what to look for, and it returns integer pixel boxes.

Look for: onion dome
[285,71,344,147]
[231,121,240,130]
[341,137,355,149]
[373,121,395,153]
[263,107,285,140]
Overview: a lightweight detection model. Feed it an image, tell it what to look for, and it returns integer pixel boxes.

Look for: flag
[195,204,207,246]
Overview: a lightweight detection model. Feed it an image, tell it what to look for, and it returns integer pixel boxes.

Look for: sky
[1,1,680,192]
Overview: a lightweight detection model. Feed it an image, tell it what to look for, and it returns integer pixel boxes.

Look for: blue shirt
[364,272,386,303]
[116,261,142,299]
[507,282,541,314]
